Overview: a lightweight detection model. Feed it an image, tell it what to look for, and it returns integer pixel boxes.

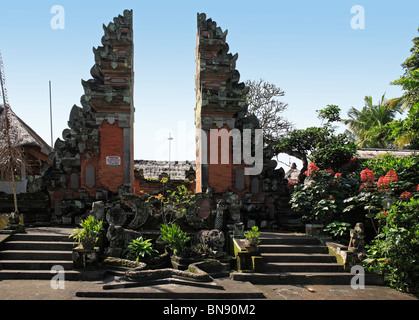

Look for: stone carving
[214,199,227,230]
[348,222,365,253]
[105,224,141,258]
[127,200,151,230]
[193,229,225,253]
[89,201,105,221]
[106,206,127,227]
[125,266,212,283]
[224,191,242,224]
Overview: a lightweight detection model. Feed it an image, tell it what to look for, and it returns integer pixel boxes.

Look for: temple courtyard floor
[0,276,417,300]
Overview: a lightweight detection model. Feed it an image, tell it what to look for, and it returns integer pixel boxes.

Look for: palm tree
[342,94,402,148]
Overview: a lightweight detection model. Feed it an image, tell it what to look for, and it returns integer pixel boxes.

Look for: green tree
[276,105,357,174]
[385,27,419,149]
[342,94,402,148]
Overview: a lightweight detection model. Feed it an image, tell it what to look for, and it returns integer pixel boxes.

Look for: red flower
[305,163,320,176]
[328,196,334,200]
[417,184,419,192]
[377,176,389,191]
[399,191,412,199]
[385,170,398,182]
[334,173,342,179]
[326,169,335,175]
[360,169,375,183]
[381,211,387,217]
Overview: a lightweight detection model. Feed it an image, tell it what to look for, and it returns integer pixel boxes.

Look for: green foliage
[160,223,191,256]
[277,106,357,172]
[290,170,359,225]
[361,153,419,186]
[244,226,261,246]
[323,221,352,243]
[363,198,419,292]
[316,104,342,123]
[69,216,103,249]
[309,134,358,172]
[124,237,158,261]
[342,94,402,148]
[145,180,197,225]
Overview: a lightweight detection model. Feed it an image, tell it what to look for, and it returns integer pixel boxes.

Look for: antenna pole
[49,81,54,148]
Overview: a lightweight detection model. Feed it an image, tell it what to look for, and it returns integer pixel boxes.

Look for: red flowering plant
[290,164,359,225]
[399,191,412,199]
[304,163,320,177]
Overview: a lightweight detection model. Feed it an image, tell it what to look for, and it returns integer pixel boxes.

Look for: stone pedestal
[72,247,99,270]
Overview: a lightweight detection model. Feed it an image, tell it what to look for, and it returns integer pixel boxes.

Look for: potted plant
[160,223,193,269]
[244,226,261,253]
[70,216,103,250]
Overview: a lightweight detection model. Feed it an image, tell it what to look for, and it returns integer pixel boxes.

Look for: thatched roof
[357,148,418,159]
[0,105,51,155]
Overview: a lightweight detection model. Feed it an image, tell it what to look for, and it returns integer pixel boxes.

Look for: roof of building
[0,105,52,155]
[357,148,418,159]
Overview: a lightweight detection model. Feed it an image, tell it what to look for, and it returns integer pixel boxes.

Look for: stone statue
[348,222,365,253]
[224,191,242,224]
[193,229,226,258]
[214,199,227,230]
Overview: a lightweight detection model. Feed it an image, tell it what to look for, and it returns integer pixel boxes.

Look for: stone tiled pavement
[0,277,417,300]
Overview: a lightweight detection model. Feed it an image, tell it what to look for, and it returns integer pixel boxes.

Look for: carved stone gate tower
[195,13,258,196]
[44,10,134,216]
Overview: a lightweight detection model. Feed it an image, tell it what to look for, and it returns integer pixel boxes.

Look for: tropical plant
[69,216,103,250]
[342,94,402,148]
[363,198,419,292]
[323,221,352,243]
[384,27,419,149]
[124,236,158,261]
[160,223,190,256]
[244,226,261,246]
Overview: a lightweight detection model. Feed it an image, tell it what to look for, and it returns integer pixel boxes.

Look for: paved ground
[0,227,418,301]
[0,277,417,300]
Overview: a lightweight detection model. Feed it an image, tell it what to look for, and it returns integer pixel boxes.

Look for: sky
[0,0,418,169]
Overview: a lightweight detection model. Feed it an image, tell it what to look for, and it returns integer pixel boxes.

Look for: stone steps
[261,253,336,263]
[0,228,105,281]
[231,232,384,285]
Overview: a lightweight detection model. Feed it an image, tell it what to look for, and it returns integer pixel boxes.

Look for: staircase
[0,228,103,281]
[231,232,383,285]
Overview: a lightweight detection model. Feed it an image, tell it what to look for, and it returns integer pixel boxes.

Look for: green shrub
[290,168,359,225]
[69,216,103,249]
[124,237,158,261]
[244,226,261,246]
[361,153,419,185]
[363,198,419,292]
[323,221,352,243]
[160,223,190,256]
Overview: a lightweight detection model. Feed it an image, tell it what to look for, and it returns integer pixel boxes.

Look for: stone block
[73,248,99,270]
